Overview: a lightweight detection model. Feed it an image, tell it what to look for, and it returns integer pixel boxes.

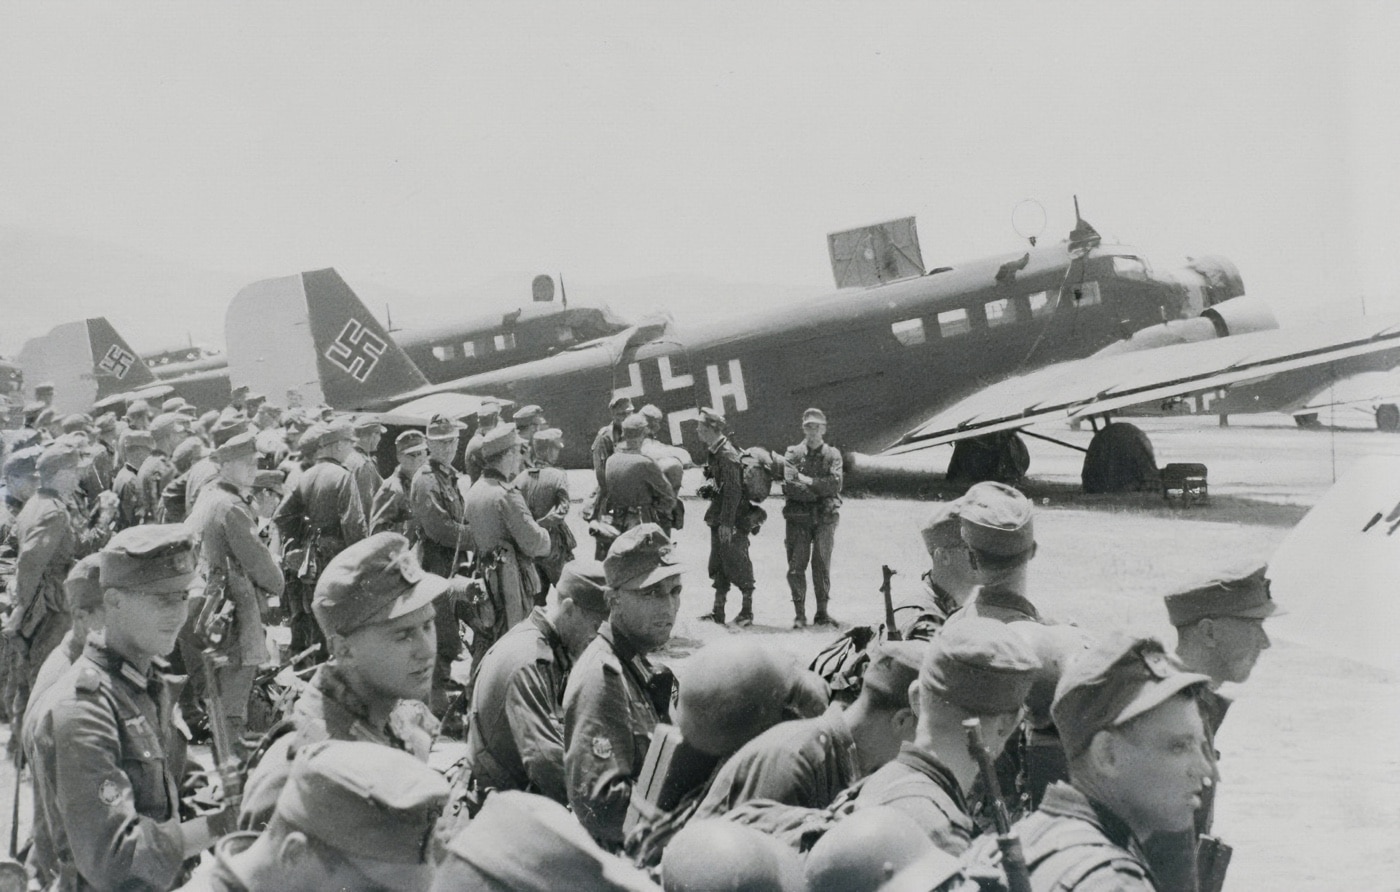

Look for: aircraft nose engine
[1170,255,1246,312]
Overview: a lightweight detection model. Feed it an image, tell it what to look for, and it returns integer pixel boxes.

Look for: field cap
[919,497,967,553]
[480,423,521,459]
[35,407,56,428]
[959,481,1034,558]
[3,446,42,479]
[353,416,387,434]
[609,395,634,412]
[161,397,192,414]
[210,418,251,447]
[533,428,564,447]
[149,413,188,438]
[64,554,106,612]
[61,413,93,434]
[1164,566,1284,627]
[620,413,649,436]
[476,400,502,420]
[125,399,152,418]
[437,790,658,892]
[426,413,467,440]
[919,617,1039,714]
[100,525,198,594]
[172,437,208,472]
[604,523,681,590]
[252,469,286,493]
[395,429,428,456]
[512,404,544,426]
[118,430,154,454]
[697,407,725,430]
[213,432,257,464]
[37,444,81,477]
[802,408,827,425]
[1052,634,1211,759]
[296,422,328,455]
[94,413,118,434]
[640,404,663,422]
[319,420,355,448]
[313,532,450,637]
[555,560,609,614]
[862,639,928,703]
[278,741,447,889]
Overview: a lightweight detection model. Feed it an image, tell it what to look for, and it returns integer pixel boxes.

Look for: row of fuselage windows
[889,282,1101,347]
[427,325,582,363]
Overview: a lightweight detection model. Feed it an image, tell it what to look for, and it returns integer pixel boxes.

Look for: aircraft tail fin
[225,268,428,410]
[17,318,158,415]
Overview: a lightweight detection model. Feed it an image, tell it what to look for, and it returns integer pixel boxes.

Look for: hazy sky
[3,1,1398,348]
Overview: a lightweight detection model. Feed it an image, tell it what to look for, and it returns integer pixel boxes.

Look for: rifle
[881,565,900,641]
[1197,834,1233,892]
[964,718,1032,892]
[199,648,245,812]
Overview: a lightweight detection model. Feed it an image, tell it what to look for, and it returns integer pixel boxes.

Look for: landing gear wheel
[1081,422,1158,493]
[946,432,1030,485]
[1295,413,1321,430]
[1377,404,1399,432]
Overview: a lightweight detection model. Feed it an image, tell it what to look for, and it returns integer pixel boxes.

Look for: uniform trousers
[785,518,837,612]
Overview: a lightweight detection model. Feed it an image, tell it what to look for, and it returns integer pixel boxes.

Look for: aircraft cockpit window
[985,298,1016,327]
[1112,256,1149,280]
[891,318,926,346]
[1028,291,1052,318]
[432,344,459,362]
[556,326,575,344]
[462,341,478,358]
[1072,281,1102,306]
[936,308,971,337]
[494,332,517,352]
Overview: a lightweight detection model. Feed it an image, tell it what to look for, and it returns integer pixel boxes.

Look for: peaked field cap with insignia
[37,444,81,477]
[319,420,355,448]
[1053,634,1211,759]
[556,560,610,614]
[212,432,257,463]
[278,741,447,886]
[95,413,118,433]
[172,437,208,472]
[125,399,152,417]
[100,525,198,594]
[476,399,502,420]
[512,404,544,424]
[3,445,42,478]
[119,430,155,453]
[919,497,968,552]
[1164,566,1284,627]
[533,427,564,446]
[620,413,649,435]
[313,532,451,636]
[802,407,827,425]
[640,403,663,422]
[697,406,725,430]
[861,639,929,702]
[959,481,1034,557]
[604,523,681,590]
[297,422,328,454]
[920,617,1040,714]
[609,395,634,411]
[61,413,93,433]
[437,790,659,892]
[480,423,521,459]
[426,413,467,440]
[65,554,105,612]
[395,429,428,455]
[252,469,286,492]
[210,418,251,447]
[353,416,387,433]
[149,412,188,437]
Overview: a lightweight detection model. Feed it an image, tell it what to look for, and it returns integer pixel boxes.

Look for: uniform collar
[1038,782,1139,853]
[599,620,648,665]
[894,741,969,803]
[707,434,730,455]
[970,585,1040,621]
[315,456,344,468]
[530,607,571,673]
[84,639,169,690]
[481,467,508,482]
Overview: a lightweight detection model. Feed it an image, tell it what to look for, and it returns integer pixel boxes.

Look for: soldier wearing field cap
[605,413,677,535]
[944,481,1041,627]
[464,399,502,483]
[913,496,979,627]
[369,429,429,537]
[512,404,547,468]
[185,418,251,516]
[564,524,682,848]
[111,431,153,529]
[27,525,233,890]
[435,789,659,892]
[1144,566,1283,892]
[694,406,758,626]
[344,416,386,518]
[782,407,844,628]
[181,740,448,892]
[124,398,152,431]
[274,418,367,655]
[191,432,286,752]
[463,559,611,807]
[514,427,576,605]
[239,532,446,830]
[591,395,635,504]
[696,638,928,820]
[966,634,1215,891]
[137,412,189,522]
[1,445,41,543]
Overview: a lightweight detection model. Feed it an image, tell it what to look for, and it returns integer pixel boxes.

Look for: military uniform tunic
[466,607,573,803]
[853,741,974,855]
[25,642,186,892]
[465,469,552,636]
[513,462,575,589]
[604,449,676,532]
[563,622,666,848]
[238,662,437,830]
[135,452,176,524]
[695,702,858,819]
[702,434,755,598]
[343,446,383,518]
[409,458,470,577]
[781,441,843,611]
[369,464,418,538]
[112,462,145,530]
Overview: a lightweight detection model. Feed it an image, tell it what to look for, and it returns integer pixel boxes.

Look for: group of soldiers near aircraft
[0,383,1281,891]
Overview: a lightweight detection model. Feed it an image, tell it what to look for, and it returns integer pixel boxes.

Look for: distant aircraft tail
[16,318,158,415]
[225,268,428,410]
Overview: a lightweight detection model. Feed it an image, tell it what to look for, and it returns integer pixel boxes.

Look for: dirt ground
[3,414,1397,889]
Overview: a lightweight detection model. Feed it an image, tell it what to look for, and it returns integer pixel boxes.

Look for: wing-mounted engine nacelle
[1162,255,1246,315]
[1094,295,1279,357]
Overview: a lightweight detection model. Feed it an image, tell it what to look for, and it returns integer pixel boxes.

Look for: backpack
[739,446,780,503]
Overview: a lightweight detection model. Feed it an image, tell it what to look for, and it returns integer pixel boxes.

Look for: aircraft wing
[886,314,1400,454]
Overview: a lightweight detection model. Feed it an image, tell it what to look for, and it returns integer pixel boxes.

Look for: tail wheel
[1081,422,1158,493]
[946,432,1030,485]
[1377,404,1400,432]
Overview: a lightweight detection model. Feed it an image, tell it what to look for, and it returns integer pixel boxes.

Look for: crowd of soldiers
[0,385,1281,891]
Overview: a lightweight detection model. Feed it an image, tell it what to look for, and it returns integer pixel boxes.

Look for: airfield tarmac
[2,413,1396,888]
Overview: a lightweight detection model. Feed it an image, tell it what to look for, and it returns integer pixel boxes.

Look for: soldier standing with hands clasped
[782,407,843,628]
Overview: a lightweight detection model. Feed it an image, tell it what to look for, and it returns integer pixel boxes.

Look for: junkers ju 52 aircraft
[226,206,1400,490]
